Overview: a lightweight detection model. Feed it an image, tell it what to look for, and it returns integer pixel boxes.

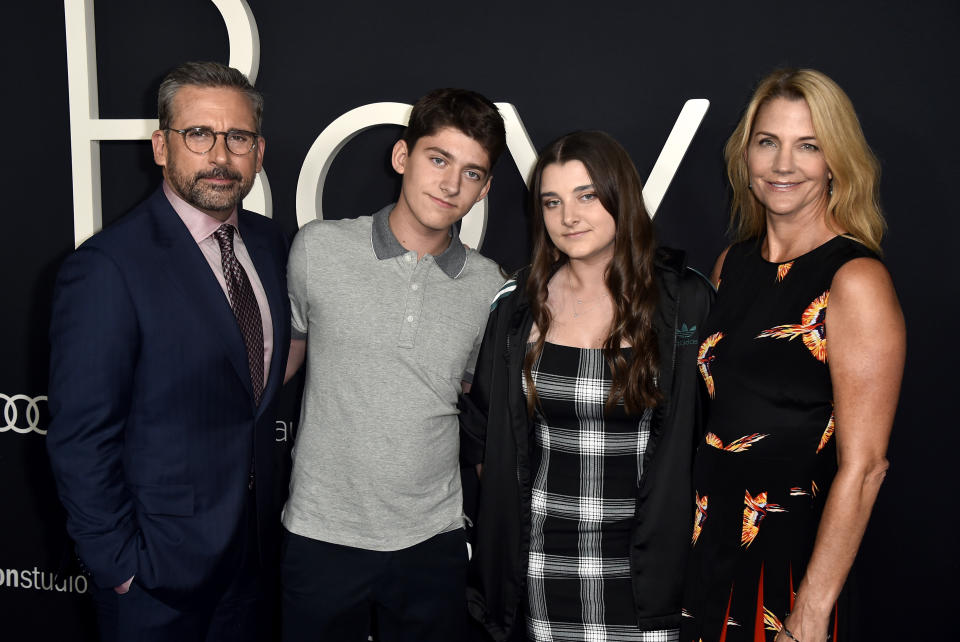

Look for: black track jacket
[460,248,714,640]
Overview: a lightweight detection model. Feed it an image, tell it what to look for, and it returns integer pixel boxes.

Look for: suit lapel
[147,190,256,401]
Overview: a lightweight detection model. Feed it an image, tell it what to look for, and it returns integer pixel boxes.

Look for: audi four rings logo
[1,394,48,435]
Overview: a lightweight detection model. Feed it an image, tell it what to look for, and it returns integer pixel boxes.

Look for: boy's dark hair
[402,88,506,169]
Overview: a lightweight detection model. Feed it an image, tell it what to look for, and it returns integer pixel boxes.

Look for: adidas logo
[676,323,698,346]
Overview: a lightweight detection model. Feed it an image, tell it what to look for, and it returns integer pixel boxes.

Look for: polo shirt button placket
[398,255,426,346]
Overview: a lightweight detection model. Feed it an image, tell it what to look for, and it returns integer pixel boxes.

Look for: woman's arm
[777,257,905,642]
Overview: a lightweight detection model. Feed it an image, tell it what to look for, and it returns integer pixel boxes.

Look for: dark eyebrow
[424,145,489,174]
[424,145,453,159]
[539,184,594,199]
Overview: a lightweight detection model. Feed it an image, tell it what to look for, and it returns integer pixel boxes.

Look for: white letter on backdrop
[64,0,268,248]
[294,99,708,249]
[642,99,710,217]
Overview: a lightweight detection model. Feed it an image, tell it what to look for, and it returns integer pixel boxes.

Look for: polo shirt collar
[371,204,467,279]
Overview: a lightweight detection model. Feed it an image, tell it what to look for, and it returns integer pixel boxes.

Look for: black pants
[281,527,467,642]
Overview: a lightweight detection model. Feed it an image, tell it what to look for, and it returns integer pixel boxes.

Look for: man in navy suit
[47,61,290,642]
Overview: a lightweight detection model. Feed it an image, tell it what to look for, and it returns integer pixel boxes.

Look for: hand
[113,575,134,594]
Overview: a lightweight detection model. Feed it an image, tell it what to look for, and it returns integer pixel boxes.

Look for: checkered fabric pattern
[523,342,678,642]
[214,224,264,404]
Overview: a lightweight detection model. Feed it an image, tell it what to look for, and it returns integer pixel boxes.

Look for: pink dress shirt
[163,181,274,384]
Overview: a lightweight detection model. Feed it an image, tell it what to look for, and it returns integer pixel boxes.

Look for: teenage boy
[281,88,507,641]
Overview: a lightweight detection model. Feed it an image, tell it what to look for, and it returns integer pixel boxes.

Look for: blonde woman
[680,69,905,642]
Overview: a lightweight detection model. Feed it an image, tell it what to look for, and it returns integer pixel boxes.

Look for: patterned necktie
[213,224,264,404]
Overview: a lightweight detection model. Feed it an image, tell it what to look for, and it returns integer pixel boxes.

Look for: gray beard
[168,164,254,214]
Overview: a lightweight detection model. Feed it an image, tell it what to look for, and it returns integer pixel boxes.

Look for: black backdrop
[2,1,958,639]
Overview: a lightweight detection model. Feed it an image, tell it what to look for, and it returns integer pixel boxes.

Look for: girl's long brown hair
[524,131,661,416]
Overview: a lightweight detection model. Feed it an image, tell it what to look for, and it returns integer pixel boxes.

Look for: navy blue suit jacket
[47,188,290,602]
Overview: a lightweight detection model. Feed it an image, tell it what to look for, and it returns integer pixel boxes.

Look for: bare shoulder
[827,257,905,347]
[829,257,899,309]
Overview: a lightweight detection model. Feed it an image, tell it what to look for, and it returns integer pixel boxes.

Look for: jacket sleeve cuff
[77,522,141,590]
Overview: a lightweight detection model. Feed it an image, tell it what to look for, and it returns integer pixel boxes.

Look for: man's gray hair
[157,61,263,132]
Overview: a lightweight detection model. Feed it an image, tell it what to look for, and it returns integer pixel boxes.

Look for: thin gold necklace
[567,269,608,318]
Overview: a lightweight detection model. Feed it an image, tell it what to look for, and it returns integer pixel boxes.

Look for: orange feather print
[756,291,829,362]
[763,607,784,632]
[705,433,724,449]
[776,261,794,282]
[692,492,708,545]
[698,332,724,398]
[704,432,769,452]
[817,412,836,453]
[789,480,819,498]
[741,490,786,548]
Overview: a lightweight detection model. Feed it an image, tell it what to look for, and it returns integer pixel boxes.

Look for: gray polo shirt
[283,205,504,551]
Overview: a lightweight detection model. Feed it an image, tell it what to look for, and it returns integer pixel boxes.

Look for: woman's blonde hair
[725,68,885,254]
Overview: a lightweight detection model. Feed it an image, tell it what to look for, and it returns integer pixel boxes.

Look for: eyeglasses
[165,127,260,155]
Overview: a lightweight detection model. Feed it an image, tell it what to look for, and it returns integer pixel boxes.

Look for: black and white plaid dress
[523,342,678,642]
